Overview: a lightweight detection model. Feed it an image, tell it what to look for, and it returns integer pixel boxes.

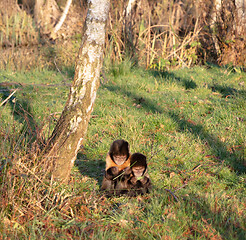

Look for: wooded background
[0,0,245,70]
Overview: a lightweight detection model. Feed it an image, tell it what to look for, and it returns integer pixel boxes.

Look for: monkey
[112,152,152,196]
[105,139,130,171]
[101,139,131,195]
[126,152,152,197]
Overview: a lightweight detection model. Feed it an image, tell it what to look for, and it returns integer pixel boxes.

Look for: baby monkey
[116,152,152,196]
[101,139,131,194]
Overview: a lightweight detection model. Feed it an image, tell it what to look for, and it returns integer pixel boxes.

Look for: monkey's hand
[129,176,149,188]
[121,166,132,180]
[123,166,131,175]
[105,166,119,180]
[139,176,149,185]
[114,167,131,181]
[129,176,138,185]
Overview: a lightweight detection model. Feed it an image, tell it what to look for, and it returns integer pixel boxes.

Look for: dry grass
[0,0,245,72]
[105,0,246,69]
[0,11,38,48]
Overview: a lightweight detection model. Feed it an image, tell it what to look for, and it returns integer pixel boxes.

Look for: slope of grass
[0,63,245,239]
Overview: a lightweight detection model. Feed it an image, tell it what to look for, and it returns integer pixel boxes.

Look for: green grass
[0,63,246,239]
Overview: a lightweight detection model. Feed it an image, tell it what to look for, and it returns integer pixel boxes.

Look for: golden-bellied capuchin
[101,139,131,194]
[126,152,152,196]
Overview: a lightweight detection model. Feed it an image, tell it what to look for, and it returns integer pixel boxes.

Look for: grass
[0,62,246,239]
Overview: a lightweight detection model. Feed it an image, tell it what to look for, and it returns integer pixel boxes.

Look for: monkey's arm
[139,176,150,185]
[118,166,131,179]
[101,166,119,192]
[105,166,119,180]
[101,177,113,191]
[127,175,152,196]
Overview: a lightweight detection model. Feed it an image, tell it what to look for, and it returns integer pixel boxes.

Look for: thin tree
[43,0,110,182]
[124,0,138,59]
[50,0,73,39]
[34,0,60,34]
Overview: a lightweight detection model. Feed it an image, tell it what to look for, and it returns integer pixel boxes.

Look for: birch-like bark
[125,0,137,17]
[235,0,246,34]
[44,0,110,182]
[210,0,222,55]
[124,0,138,58]
[50,0,73,39]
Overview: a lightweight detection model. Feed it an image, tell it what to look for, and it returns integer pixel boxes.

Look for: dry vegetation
[0,0,245,71]
[106,0,245,68]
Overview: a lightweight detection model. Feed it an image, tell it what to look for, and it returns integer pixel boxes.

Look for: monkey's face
[113,155,128,165]
[109,140,129,165]
[132,166,145,178]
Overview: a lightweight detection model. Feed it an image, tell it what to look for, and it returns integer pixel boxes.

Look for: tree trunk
[210,0,222,56]
[235,0,246,34]
[50,0,73,39]
[124,0,138,58]
[34,0,60,34]
[44,0,110,182]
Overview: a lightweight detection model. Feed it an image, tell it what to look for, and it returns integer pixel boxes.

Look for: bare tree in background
[34,0,60,34]
[210,0,222,56]
[43,0,110,182]
[124,0,138,58]
[50,0,73,39]
[235,0,246,34]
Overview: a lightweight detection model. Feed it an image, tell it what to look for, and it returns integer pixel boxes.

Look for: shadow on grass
[0,83,39,146]
[104,84,163,114]
[75,152,105,184]
[210,84,246,98]
[150,70,198,90]
[150,69,246,98]
[184,193,245,239]
[104,72,245,174]
[168,111,246,174]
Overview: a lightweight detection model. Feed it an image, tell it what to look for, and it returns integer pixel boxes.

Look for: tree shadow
[210,83,246,98]
[104,84,163,114]
[150,70,198,90]
[75,152,105,185]
[0,82,39,146]
[150,69,246,98]
[104,76,245,174]
[168,111,245,174]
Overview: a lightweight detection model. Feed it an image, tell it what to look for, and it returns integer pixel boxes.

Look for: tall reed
[105,0,246,69]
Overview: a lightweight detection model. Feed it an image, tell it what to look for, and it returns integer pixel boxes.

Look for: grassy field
[0,62,246,239]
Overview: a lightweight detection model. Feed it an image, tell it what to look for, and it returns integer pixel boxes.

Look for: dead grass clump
[0,11,39,48]
[0,106,57,235]
[1,0,245,72]
[105,0,246,69]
